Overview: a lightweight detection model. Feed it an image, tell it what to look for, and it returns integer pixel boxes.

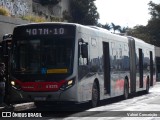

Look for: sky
[95,0,160,28]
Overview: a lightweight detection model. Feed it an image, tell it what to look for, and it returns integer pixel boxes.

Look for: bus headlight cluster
[10,80,21,90]
[11,81,15,86]
[60,79,75,91]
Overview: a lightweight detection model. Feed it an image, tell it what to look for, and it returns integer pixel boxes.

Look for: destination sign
[26,28,65,36]
[13,24,75,37]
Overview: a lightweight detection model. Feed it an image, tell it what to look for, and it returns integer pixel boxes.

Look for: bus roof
[127,36,154,48]
[14,22,127,41]
[14,22,153,46]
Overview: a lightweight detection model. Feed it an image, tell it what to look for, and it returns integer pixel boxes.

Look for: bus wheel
[145,78,150,94]
[123,80,129,99]
[34,101,44,107]
[91,82,99,107]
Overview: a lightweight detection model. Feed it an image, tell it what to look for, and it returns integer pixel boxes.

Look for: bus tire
[34,101,44,107]
[123,80,129,99]
[91,81,99,108]
[145,78,150,94]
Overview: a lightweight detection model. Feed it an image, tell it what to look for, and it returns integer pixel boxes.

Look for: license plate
[34,97,46,101]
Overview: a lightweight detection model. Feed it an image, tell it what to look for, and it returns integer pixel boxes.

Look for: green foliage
[50,15,63,22]
[70,0,99,25]
[118,27,128,33]
[62,10,72,22]
[0,6,10,16]
[39,0,61,5]
[111,23,121,33]
[148,1,160,19]
[98,1,160,46]
[125,1,160,46]
[21,15,47,22]
[147,19,160,46]
[99,23,128,34]
[147,1,160,46]
[21,15,62,23]
[101,23,112,30]
[127,25,152,43]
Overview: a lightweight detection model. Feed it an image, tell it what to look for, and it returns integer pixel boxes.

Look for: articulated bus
[7,22,156,107]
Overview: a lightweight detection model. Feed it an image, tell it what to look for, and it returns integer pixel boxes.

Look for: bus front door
[103,42,110,94]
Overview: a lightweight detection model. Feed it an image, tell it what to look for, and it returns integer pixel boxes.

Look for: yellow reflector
[47,69,68,74]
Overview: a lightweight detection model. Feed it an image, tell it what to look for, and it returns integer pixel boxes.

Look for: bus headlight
[60,79,75,91]
[11,81,15,86]
[68,80,73,85]
[10,80,21,90]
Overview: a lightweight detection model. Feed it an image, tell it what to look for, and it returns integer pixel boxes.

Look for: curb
[0,102,35,111]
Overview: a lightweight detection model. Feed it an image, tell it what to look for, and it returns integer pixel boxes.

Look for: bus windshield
[12,37,74,74]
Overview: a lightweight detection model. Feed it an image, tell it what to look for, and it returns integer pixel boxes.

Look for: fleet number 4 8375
[46,85,58,89]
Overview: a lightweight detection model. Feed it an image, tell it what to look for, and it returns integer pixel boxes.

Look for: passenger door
[103,42,110,94]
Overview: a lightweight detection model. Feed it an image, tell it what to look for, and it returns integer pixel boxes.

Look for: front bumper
[8,85,77,104]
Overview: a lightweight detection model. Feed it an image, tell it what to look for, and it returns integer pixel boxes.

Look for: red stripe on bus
[15,80,66,92]
[115,79,124,90]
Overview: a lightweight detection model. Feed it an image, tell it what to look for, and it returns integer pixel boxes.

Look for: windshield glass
[12,37,74,74]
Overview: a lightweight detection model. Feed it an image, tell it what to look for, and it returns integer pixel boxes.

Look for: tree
[118,27,128,33]
[147,1,160,46]
[126,1,160,46]
[111,23,121,33]
[70,0,99,25]
[127,25,152,43]
[148,1,160,19]
[102,23,111,30]
[98,23,128,33]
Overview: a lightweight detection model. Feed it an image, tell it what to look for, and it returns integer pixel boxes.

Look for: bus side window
[78,39,89,65]
[81,44,88,58]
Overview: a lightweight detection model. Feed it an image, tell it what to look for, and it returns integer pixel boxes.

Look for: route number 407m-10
[26,28,65,36]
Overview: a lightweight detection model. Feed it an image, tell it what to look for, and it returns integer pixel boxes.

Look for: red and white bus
[8,22,156,107]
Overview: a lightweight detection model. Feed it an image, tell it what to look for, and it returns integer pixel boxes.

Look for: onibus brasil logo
[2,112,42,118]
